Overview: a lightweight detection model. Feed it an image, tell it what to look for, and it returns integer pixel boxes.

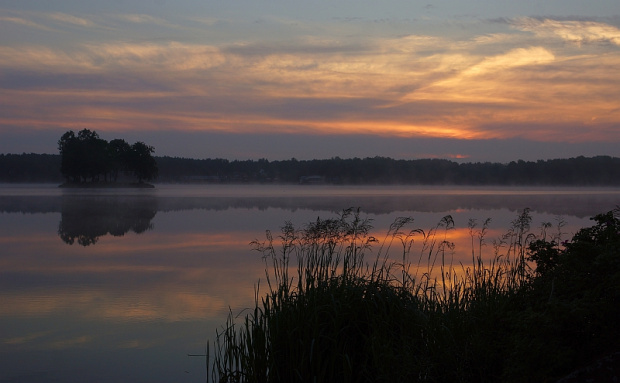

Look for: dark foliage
[210,208,620,382]
[513,207,620,382]
[153,155,620,185]
[0,153,62,182]
[2,153,620,185]
[56,129,157,183]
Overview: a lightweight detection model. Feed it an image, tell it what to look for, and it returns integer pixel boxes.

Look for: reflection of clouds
[3,330,92,351]
[3,331,52,345]
[0,267,258,322]
[97,232,252,254]
[1,227,264,323]
[98,292,229,322]
[0,279,254,322]
[0,189,609,364]
[46,335,92,350]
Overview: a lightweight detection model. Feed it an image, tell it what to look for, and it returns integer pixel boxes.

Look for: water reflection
[58,196,157,245]
[1,185,619,217]
[1,185,619,382]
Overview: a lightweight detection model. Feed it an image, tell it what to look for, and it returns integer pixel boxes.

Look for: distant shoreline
[4,154,620,186]
[58,182,155,189]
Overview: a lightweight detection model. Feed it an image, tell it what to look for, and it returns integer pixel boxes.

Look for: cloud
[117,14,166,24]
[513,17,620,46]
[47,12,96,28]
[0,46,88,71]
[1,14,619,155]
[471,33,523,45]
[461,46,555,76]
[85,42,226,71]
[113,13,182,30]
[187,16,223,26]
[0,42,226,73]
[400,46,556,108]
[0,16,53,31]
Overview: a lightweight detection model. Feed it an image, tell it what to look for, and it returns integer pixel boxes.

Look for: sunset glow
[1,3,619,161]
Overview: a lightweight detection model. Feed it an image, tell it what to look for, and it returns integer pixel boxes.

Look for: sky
[1,1,620,163]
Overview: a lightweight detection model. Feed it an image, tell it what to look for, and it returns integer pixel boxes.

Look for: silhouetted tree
[108,138,131,181]
[8,142,618,185]
[128,141,158,182]
[58,130,157,184]
[0,153,62,182]
[58,129,108,182]
[58,130,80,182]
[77,129,108,182]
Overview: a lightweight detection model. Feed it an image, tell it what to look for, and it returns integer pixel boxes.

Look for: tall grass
[207,208,546,382]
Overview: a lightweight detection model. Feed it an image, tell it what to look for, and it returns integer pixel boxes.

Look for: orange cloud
[513,18,620,46]
[1,16,619,146]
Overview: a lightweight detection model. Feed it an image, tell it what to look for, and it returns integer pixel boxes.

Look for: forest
[1,152,620,185]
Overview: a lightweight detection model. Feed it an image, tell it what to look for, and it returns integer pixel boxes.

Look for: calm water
[1,184,619,382]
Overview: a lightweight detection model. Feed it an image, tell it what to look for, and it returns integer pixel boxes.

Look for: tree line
[57,129,158,184]
[155,155,620,185]
[1,152,620,185]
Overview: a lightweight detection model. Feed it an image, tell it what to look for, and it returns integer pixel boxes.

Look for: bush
[207,207,620,382]
[508,207,620,382]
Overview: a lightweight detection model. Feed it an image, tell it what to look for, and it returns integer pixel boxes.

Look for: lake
[1,184,619,383]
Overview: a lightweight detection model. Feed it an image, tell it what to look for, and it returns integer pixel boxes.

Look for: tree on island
[58,129,158,184]
[107,138,132,182]
[128,141,158,183]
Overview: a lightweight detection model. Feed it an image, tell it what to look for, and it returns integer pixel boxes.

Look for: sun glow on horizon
[1,9,620,158]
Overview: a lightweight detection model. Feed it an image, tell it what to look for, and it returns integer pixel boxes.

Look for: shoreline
[58,182,155,189]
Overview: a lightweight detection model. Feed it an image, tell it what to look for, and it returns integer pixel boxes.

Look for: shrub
[207,207,620,382]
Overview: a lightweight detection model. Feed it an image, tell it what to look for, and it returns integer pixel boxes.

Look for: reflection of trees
[154,192,620,219]
[58,196,157,246]
[2,188,618,231]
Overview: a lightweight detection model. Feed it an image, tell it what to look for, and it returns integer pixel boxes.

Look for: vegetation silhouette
[57,129,158,186]
[2,152,620,185]
[156,155,620,185]
[209,207,620,382]
[58,195,157,246]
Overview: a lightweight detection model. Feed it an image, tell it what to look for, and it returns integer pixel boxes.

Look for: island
[57,129,158,188]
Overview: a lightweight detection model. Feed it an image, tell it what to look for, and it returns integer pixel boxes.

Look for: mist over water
[1,184,618,382]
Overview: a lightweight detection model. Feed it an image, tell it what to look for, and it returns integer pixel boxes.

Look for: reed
[206,207,620,382]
